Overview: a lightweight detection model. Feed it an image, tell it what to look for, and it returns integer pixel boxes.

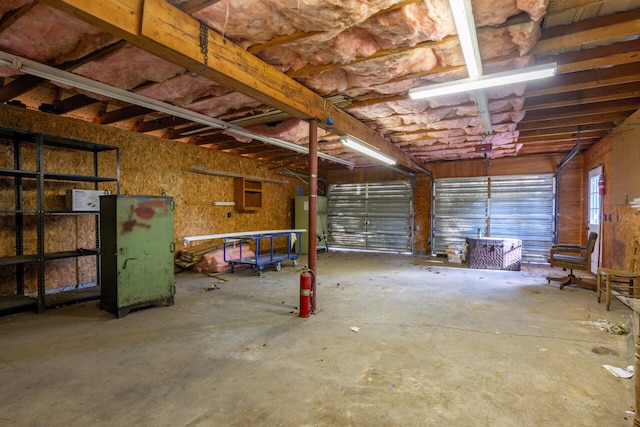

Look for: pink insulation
[0,0,550,163]
[0,4,118,65]
[295,46,437,94]
[247,119,329,145]
[187,92,264,117]
[73,45,184,90]
[191,245,256,274]
[359,0,458,48]
[136,74,231,107]
[191,0,400,46]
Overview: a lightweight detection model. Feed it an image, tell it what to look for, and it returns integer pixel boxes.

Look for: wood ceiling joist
[0,75,48,103]
[543,38,640,75]
[164,124,215,139]
[518,122,616,138]
[191,132,240,147]
[95,104,153,124]
[533,7,640,55]
[0,39,127,103]
[52,94,99,114]
[518,142,598,155]
[524,81,640,111]
[517,111,632,131]
[0,2,38,33]
[546,0,609,15]
[521,98,640,123]
[525,62,640,97]
[516,130,608,144]
[41,0,414,170]
[133,115,191,133]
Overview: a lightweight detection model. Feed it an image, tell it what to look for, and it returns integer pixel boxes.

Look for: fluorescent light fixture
[408,63,557,100]
[450,0,482,78]
[213,201,235,206]
[0,50,354,168]
[448,0,492,132]
[340,136,396,165]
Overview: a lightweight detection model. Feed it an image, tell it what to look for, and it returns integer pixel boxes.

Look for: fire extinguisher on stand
[299,268,315,318]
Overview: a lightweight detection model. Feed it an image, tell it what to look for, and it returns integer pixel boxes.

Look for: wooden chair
[547,232,598,290]
[597,241,640,311]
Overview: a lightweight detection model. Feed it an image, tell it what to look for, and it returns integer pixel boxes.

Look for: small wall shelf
[234,177,263,211]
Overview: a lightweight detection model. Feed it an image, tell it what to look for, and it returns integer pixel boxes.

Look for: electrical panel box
[99,195,175,318]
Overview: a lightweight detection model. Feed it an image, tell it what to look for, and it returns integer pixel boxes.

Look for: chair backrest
[585,232,598,256]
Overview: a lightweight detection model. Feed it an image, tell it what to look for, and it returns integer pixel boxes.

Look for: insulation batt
[187,92,264,118]
[73,45,185,90]
[136,74,231,107]
[0,4,118,65]
[299,46,439,94]
[191,245,256,274]
[189,0,401,46]
[247,119,329,144]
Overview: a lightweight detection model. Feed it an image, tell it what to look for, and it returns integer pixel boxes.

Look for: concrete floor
[0,252,636,426]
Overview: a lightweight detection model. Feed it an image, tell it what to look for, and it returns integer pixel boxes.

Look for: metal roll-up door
[328,181,413,253]
[489,175,555,263]
[433,174,555,263]
[433,177,488,255]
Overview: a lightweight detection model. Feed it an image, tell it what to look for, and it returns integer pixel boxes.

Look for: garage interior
[1,0,640,425]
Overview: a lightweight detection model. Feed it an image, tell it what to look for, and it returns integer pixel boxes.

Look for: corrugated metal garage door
[327,181,413,253]
[433,174,555,263]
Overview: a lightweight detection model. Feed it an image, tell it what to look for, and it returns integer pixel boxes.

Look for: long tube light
[340,135,396,165]
[450,0,482,78]
[0,50,354,168]
[409,63,557,100]
[449,0,493,133]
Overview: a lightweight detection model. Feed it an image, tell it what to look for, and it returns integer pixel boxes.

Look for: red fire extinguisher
[299,269,314,318]
[599,174,606,196]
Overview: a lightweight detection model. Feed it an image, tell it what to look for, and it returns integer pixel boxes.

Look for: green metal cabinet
[99,195,175,318]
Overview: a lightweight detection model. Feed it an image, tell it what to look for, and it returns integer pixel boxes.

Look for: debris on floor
[446,244,465,264]
[576,319,629,334]
[602,364,634,379]
[350,326,360,333]
[610,322,630,335]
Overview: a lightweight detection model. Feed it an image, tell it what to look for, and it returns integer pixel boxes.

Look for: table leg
[634,307,640,426]
[606,275,612,311]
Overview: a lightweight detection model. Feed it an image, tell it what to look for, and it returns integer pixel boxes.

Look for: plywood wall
[0,105,299,296]
[584,110,640,271]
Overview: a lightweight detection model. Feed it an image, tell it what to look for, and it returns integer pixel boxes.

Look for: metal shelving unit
[0,127,120,314]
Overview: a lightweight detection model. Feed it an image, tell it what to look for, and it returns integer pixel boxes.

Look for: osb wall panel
[0,105,299,296]
[584,110,640,271]
[610,110,640,205]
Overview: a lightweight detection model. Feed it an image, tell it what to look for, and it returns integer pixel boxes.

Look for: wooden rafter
[40,0,415,170]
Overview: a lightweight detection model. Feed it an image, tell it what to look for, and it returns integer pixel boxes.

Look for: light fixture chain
[189,20,209,78]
